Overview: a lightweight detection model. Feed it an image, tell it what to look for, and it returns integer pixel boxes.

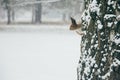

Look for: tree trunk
[32,6,35,23]
[4,0,11,24]
[11,9,15,22]
[34,0,42,23]
[77,0,120,80]
[7,6,11,24]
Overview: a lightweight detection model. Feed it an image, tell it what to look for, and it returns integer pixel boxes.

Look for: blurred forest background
[0,1,84,80]
[0,0,84,24]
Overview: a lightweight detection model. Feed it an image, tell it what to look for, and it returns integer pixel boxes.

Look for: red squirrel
[69,17,84,35]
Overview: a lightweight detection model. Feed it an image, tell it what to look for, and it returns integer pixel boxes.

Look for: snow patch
[101,32,104,35]
[98,24,103,29]
[113,58,120,66]
[101,63,103,66]
[102,72,110,80]
[108,0,114,5]
[116,15,120,21]
[107,22,113,27]
[97,20,103,29]
[115,50,120,52]
[89,0,100,15]
[102,57,106,62]
[91,39,94,44]
[94,64,98,68]
[114,38,120,44]
[101,51,104,53]
[104,14,116,20]
[94,44,98,48]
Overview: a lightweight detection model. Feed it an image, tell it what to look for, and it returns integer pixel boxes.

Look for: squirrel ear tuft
[70,17,77,26]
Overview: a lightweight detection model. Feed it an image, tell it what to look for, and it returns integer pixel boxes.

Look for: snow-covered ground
[0,24,81,80]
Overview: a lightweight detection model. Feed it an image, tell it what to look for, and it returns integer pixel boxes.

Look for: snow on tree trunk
[77,0,120,80]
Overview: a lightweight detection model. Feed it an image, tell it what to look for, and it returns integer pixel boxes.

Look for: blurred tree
[2,0,11,24]
[10,0,17,22]
[34,0,42,23]
[1,0,18,24]
[49,0,84,22]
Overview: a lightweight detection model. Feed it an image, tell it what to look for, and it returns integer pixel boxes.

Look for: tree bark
[77,0,120,80]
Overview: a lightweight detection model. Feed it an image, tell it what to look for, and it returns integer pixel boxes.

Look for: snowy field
[0,24,81,80]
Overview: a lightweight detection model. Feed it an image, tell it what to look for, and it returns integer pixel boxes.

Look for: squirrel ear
[70,17,77,26]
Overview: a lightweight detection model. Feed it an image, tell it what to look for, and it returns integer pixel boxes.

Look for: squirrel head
[70,17,81,30]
